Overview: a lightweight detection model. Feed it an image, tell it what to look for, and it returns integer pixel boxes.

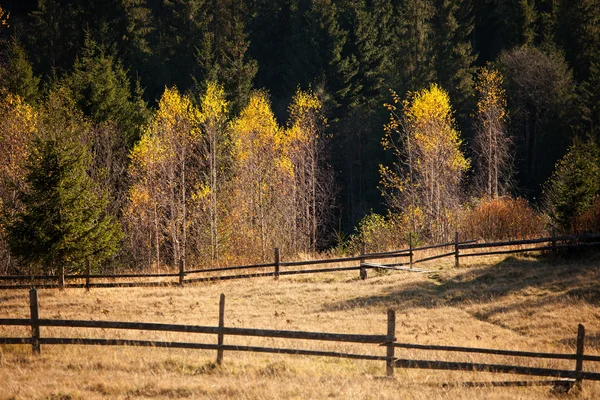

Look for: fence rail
[0,289,599,390]
[1,233,600,290]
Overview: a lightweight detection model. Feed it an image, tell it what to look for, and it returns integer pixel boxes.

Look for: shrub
[461,197,545,241]
[574,197,600,234]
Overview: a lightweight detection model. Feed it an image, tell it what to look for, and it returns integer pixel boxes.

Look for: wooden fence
[1,289,599,390]
[1,233,600,290]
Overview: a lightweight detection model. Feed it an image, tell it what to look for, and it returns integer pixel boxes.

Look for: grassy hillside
[1,252,600,399]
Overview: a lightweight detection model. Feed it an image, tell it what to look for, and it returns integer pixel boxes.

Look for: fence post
[360,242,367,280]
[409,234,414,268]
[85,259,91,292]
[386,309,396,377]
[58,265,65,291]
[454,231,460,268]
[552,227,557,257]
[274,248,280,280]
[575,324,585,388]
[216,293,225,365]
[179,258,185,286]
[29,288,41,355]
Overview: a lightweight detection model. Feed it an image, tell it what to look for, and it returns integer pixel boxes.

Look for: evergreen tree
[544,136,600,231]
[0,36,40,103]
[195,0,257,115]
[392,0,436,95]
[494,0,537,47]
[27,0,127,78]
[6,89,122,274]
[432,0,476,118]
[63,35,148,147]
[556,0,600,133]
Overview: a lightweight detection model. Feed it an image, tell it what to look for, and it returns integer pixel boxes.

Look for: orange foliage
[574,197,600,234]
[461,197,545,241]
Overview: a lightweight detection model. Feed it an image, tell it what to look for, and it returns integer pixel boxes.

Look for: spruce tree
[64,35,148,147]
[432,0,476,118]
[0,37,40,103]
[544,136,600,231]
[6,89,122,274]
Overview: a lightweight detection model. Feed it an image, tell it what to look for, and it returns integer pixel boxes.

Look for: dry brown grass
[1,250,600,399]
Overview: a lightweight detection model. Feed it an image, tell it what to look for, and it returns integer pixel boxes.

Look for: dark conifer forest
[1,0,600,273]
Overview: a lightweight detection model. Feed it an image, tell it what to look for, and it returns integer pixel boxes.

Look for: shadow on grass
[322,253,600,314]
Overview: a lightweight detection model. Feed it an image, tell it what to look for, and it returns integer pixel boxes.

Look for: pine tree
[498,46,578,195]
[0,37,40,104]
[196,0,257,115]
[494,0,537,47]
[63,35,148,147]
[6,89,122,274]
[432,0,476,117]
[556,0,600,133]
[544,136,600,232]
[393,0,436,95]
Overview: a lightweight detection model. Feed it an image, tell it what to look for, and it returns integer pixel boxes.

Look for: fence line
[1,289,599,390]
[1,233,600,290]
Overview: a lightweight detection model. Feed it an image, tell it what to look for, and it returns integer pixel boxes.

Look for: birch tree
[230,91,293,259]
[127,87,203,270]
[473,67,512,199]
[197,81,229,262]
[286,88,333,252]
[381,84,469,242]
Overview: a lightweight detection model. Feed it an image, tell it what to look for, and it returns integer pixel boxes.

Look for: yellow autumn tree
[0,93,37,272]
[286,88,333,253]
[230,91,293,259]
[197,81,229,262]
[381,84,469,242]
[127,87,203,270]
[473,66,511,199]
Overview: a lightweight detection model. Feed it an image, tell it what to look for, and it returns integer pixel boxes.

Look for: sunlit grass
[1,251,599,399]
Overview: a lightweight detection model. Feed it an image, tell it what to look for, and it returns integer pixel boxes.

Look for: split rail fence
[0,289,599,390]
[1,233,600,290]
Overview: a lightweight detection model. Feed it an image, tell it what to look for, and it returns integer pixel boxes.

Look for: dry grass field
[1,251,600,399]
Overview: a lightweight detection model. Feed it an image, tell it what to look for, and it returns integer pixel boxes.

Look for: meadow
[1,251,599,399]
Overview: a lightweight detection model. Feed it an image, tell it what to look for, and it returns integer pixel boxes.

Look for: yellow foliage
[152,87,201,140]
[197,81,228,124]
[475,67,507,125]
[0,93,38,184]
[191,182,211,201]
[130,87,202,170]
[287,88,325,143]
[403,84,470,173]
[0,6,9,28]
[231,90,283,163]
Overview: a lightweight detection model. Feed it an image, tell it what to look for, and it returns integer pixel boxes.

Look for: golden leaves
[475,66,507,124]
[0,93,38,185]
[404,84,470,174]
[197,81,228,126]
[0,6,9,28]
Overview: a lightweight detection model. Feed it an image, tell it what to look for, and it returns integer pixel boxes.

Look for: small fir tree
[6,89,122,274]
[544,136,600,232]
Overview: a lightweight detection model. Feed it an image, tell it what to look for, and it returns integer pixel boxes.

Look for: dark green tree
[27,0,127,78]
[556,0,600,134]
[432,0,476,118]
[6,89,122,274]
[195,0,257,115]
[494,0,537,47]
[544,136,600,231]
[63,35,149,147]
[392,0,436,94]
[0,36,40,103]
